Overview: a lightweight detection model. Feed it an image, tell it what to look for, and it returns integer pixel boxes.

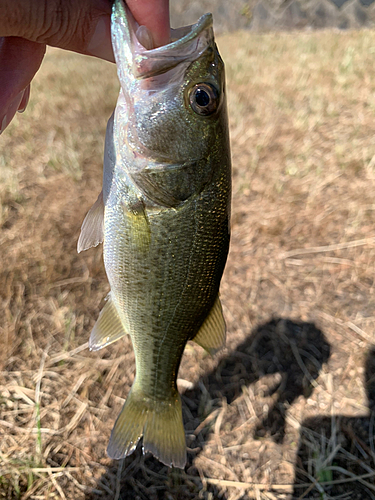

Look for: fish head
[111,0,229,204]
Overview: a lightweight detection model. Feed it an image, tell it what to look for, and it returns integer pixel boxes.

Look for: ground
[1,30,375,499]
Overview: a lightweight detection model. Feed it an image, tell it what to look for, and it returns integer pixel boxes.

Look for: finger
[0,37,45,134]
[126,0,170,47]
[86,13,114,62]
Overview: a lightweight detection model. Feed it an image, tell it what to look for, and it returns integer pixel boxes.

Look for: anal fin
[89,294,127,351]
[191,296,226,355]
[77,190,104,253]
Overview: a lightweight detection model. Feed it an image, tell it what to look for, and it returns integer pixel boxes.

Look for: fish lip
[112,0,214,79]
[136,13,213,56]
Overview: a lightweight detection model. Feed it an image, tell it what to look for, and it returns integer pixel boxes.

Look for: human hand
[0,0,170,134]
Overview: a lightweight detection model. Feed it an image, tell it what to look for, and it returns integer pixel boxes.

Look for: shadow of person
[84,318,330,499]
[293,347,375,500]
[183,318,331,445]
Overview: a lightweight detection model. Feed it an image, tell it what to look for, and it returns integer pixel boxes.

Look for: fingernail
[0,114,8,135]
[136,26,155,50]
[0,91,24,135]
[17,85,30,114]
[87,16,114,63]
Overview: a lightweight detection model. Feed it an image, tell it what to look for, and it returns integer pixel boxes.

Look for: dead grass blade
[280,237,375,259]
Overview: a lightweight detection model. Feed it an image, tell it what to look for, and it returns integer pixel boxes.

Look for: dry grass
[1,29,375,499]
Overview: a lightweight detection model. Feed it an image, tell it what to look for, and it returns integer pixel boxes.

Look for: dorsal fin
[89,294,127,351]
[77,191,104,253]
[191,296,226,355]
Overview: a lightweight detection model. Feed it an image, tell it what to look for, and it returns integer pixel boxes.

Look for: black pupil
[195,88,210,107]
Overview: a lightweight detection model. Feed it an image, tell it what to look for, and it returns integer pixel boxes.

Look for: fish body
[78,0,231,468]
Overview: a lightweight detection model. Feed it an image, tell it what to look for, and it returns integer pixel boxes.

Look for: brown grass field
[2,29,375,499]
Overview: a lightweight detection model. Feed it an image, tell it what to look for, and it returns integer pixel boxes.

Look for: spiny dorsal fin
[89,294,127,351]
[191,296,226,355]
[77,191,104,253]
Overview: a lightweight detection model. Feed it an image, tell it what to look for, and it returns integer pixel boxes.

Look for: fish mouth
[112,0,214,80]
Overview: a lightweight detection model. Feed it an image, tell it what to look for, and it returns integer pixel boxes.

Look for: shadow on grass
[85,318,330,500]
[293,347,375,500]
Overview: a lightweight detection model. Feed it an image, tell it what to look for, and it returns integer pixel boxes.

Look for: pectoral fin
[77,191,104,253]
[89,294,127,351]
[191,296,226,355]
[123,197,151,253]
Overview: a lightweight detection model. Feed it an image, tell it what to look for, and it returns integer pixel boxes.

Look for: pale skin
[0,0,170,134]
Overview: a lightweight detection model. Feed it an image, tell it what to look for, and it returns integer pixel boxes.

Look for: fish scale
[78,0,231,468]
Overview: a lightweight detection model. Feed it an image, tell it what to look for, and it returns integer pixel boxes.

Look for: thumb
[0,37,45,134]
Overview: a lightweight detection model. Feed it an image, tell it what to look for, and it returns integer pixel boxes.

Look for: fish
[78,0,231,468]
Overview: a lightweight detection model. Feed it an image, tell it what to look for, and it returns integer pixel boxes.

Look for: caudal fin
[107,383,186,468]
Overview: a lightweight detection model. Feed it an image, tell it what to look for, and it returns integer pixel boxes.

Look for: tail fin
[107,382,186,468]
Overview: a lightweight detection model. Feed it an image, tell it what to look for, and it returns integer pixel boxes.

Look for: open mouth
[112,0,214,80]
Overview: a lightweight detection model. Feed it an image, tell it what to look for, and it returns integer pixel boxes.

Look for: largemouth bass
[78,0,231,468]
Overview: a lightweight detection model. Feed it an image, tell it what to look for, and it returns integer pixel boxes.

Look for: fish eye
[189,83,220,116]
